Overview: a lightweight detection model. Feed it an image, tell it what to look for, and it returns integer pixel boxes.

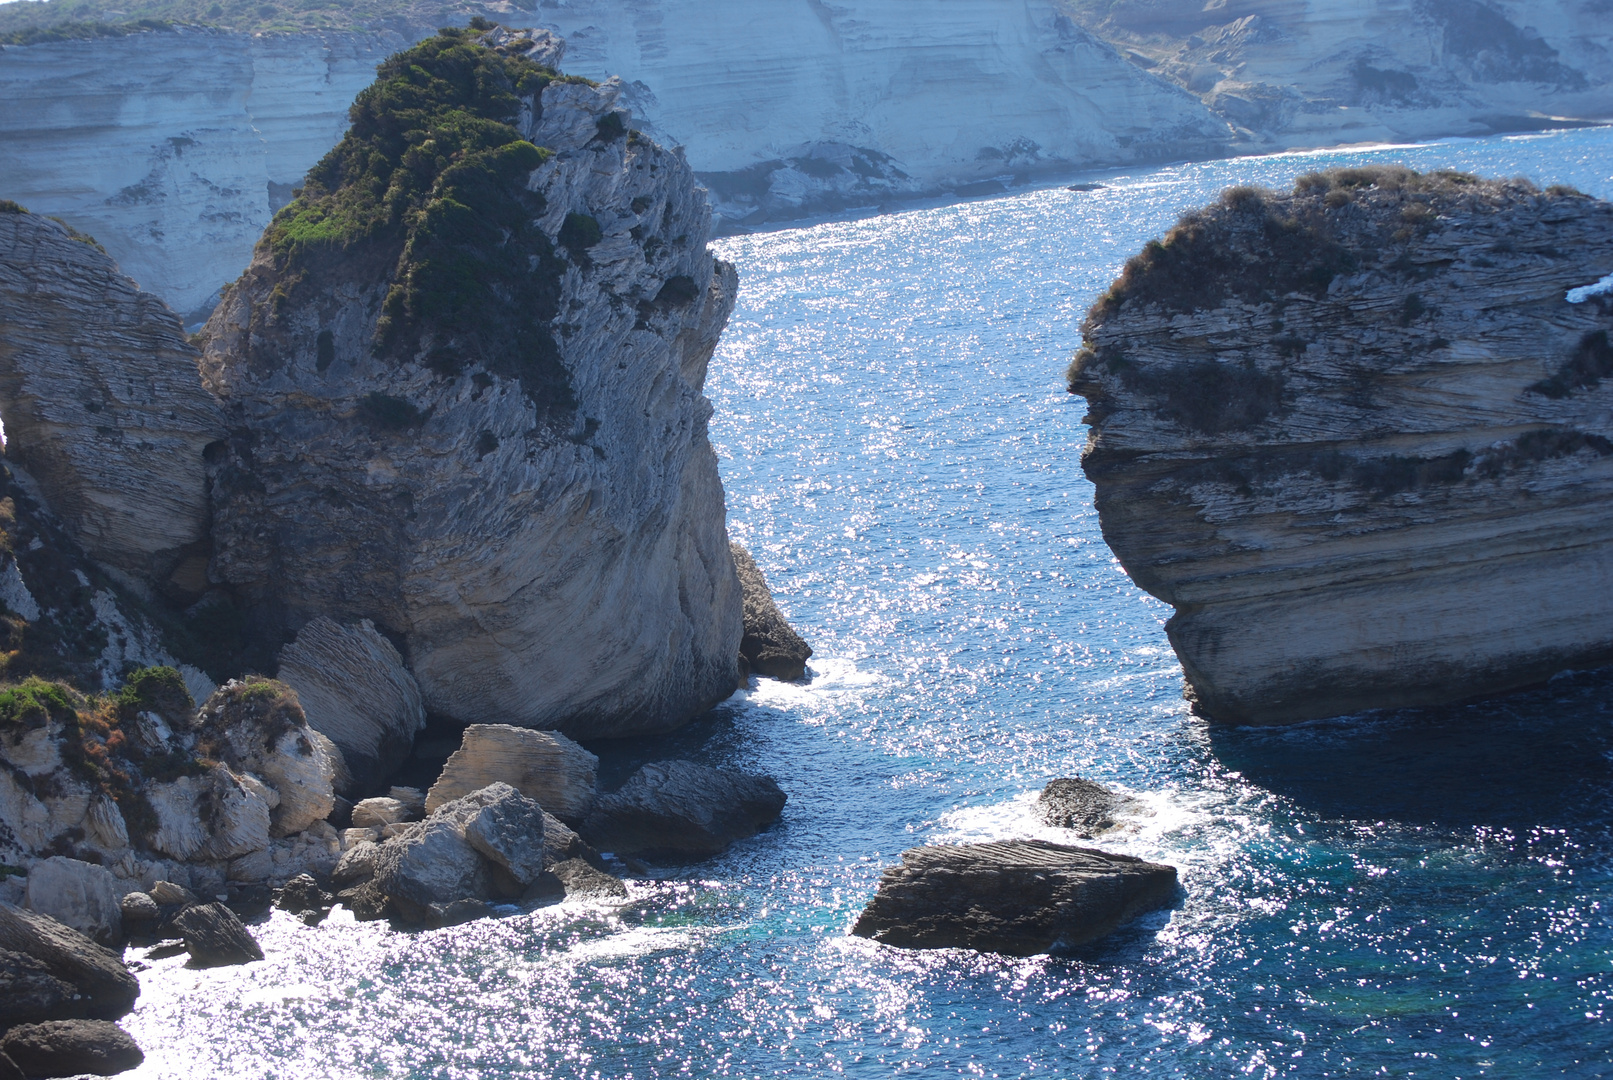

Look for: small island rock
[732,543,813,681]
[1037,777,1134,837]
[852,840,1177,956]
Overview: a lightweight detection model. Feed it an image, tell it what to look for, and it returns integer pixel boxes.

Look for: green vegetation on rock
[258,24,574,409]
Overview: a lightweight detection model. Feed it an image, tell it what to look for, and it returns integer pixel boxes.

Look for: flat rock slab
[0,1019,143,1077]
[852,840,1178,956]
[0,904,138,1021]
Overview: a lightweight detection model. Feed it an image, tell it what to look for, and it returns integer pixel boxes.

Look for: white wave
[1567,272,1613,303]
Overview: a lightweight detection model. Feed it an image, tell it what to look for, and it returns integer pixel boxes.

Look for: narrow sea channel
[123,128,1613,1079]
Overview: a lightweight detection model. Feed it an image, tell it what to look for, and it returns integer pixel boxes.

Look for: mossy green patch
[0,200,26,215]
[259,25,573,411]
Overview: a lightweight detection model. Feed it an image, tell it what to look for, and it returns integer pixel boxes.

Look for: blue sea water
[124,129,1613,1079]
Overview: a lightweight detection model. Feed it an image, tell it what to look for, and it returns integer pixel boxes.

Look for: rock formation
[732,544,812,681]
[851,840,1178,956]
[0,903,138,1023]
[581,759,786,860]
[0,1019,143,1077]
[192,678,338,836]
[425,724,598,822]
[276,617,426,796]
[0,206,225,596]
[169,901,263,967]
[1037,777,1135,837]
[199,26,744,738]
[1069,168,1613,724]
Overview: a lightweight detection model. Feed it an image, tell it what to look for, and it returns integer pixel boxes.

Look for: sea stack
[198,25,744,738]
[1069,168,1613,724]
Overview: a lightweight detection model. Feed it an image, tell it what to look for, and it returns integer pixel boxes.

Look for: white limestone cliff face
[0,208,226,595]
[1069,168,1613,724]
[1065,0,1613,149]
[539,0,1233,224]
[200,40,745,738]
[0,26,411,316]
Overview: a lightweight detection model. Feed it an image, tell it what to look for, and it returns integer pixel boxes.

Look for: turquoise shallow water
[124,129,1613,1078]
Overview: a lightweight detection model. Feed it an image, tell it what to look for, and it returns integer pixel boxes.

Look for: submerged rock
[581,759,786,860]
[1069,169,1613,724]
[731,543,813,681]
[0,207,225,596]
[276,617,426,796]
[198,26,743,739]
[1037,777,1133,837]
[852,840,1178,956]
[425,724,598,822]
[0,1019,143,1078]
[0,904,139,1021]
[170,902,264,967]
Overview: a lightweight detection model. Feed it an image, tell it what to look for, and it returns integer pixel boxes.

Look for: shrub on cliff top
[0,200,26,215]
[263,25,574,410]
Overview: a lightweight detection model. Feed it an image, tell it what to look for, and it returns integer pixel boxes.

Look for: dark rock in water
[551,858,628,899]
[171,903,264,967]
[429,899,495,928]
[275,874,333,926]
[336,880,390,924]
[0,1019,143,1077]
[0,948,79,1029]
[732,543,813,680]
[1037,777,1132,836]
[225,884,274,920]
[582,760,787,860]
[0,904,138,1021]
[851,840,1178,956]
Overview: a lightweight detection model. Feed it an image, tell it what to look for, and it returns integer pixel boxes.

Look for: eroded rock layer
[199,27,742,737]
[1069,168,1613,724]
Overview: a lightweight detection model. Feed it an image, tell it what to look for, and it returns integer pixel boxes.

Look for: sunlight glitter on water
[119,128,1613,1078]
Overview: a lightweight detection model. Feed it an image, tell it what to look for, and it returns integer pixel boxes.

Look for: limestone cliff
[1069,168,1613,724]
[0,207,225,597]
[200,26,743,738]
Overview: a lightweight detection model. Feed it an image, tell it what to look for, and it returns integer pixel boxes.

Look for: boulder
[276,617,427,795]
[1037,777,1134,837]
[425,725,598,822]
[0,1019,143,1077]
[731,544,813,680]
[462,784,547,886]
[0,208,226,594]
[275,873,333,926]
[0,948,80,1029]
[170,902,264,967]
[117,892,159,930]
[851,840,1178,956]
[192,678,337,836]
[368,797,496,924]
[0,903,139,1020]
[330,842,380,888]
[581,760,786,860]
[549,858,627,900]
[146,881,196,908]
[22,857,121,946]
[351,797,410,830]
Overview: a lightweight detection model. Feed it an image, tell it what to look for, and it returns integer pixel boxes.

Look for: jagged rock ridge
[1069,167,1613,724]
[200,25,743,737]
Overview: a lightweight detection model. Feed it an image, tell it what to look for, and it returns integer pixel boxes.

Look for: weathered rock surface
[581,759,785,860]
[275,873,333,926]
[170,902,264,967]
[276,617,426,794]
[0,1019,143,1077]
[20,857,121,946]
[546,857,628,900]
[193,678,337,835]
[0,904,139,1021]
[851,840,1178,955]
[199,27,744,740]
[369,788,511,922]
[0,208,225,595]
[731,544,812,681]
[1069,169,1613,724]
[1037,777,1134,837]
[351,798,411,831]
[462,785,547,885]
[425,724,598,822]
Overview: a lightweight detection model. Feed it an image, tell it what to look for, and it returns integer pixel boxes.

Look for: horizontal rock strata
[425,724,598,822]
[1069,169,1613,723]
[0,207,225,596]
[852,840,1178,956]
[200,26,743,738]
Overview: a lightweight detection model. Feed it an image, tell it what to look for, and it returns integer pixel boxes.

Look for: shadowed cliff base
[1070,166,1613,725]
